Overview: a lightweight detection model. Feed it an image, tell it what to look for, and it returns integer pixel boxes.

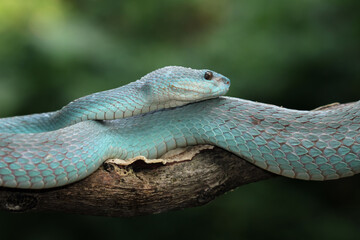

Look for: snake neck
[51,81,192,126]
[0,81,194,134]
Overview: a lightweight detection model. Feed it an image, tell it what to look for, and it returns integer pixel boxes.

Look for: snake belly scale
[0,66,359,189]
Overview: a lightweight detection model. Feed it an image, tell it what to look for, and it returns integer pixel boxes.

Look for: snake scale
[0,66,359,189]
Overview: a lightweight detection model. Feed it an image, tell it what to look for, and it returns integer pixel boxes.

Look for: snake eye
[204,71,213,80]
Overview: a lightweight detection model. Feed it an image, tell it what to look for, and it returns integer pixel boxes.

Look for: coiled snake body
[0,66,359,189]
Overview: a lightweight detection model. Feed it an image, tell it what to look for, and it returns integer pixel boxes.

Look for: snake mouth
[170,77,230,98]
[169,85,228,102]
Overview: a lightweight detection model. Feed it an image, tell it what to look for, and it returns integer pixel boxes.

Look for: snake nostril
[217,77,230,85]
[222,78,230,85]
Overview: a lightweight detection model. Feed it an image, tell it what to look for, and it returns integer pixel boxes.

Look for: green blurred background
[0,0,360,239]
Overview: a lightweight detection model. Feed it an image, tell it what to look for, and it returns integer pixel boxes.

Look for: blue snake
[0,66,359,189]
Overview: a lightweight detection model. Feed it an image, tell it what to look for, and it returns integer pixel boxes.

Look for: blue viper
[0,66,359,189]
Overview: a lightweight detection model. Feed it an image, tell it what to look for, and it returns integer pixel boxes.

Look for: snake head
[140,66,230,105]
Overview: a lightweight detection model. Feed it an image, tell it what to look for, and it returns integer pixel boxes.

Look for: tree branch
[0,102,347,217]
[0,148,274,217]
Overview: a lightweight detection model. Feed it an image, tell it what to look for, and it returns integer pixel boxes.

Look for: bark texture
[0,148,273,217]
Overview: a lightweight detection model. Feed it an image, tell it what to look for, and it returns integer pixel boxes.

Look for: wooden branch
[0,102,347,217]
[0,148,274,217]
